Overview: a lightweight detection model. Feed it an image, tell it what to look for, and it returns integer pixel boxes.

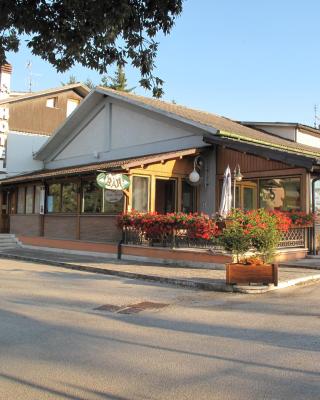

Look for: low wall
[16,236,308,267]
[10,214,122,242]
[10,215,42,236]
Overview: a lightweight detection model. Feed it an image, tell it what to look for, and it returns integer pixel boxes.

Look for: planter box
[226,263,278,286]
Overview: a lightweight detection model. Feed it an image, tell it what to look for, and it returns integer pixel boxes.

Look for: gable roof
[96,88,320,160]
[0,83,89,105]
[34,86,320,163]
[241,121,320,136]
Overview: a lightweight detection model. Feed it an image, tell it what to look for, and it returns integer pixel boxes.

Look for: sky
[6,0,320,126]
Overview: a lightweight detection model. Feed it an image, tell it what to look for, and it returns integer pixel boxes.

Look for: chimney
[0,64,12,100]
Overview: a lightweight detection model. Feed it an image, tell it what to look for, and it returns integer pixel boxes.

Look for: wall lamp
[189,155,204,184]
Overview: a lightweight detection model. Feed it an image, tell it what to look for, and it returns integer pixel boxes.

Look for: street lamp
[233,164,243,208]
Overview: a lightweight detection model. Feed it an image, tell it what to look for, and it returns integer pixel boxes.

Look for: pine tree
[100,66,135,93]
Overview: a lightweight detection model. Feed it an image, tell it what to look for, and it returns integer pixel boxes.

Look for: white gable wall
[6,131,47,176]
[45,98,209,169]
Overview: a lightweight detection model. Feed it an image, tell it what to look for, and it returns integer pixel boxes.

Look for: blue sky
[7,0,320,126]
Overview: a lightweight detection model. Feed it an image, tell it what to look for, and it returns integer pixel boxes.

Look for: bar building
[1,87,320,262]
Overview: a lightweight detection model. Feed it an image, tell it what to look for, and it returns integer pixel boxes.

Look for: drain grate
[94,304,123,312]
[95,301,168,314]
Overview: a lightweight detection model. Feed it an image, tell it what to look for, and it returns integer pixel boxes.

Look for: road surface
[0,259,319,399]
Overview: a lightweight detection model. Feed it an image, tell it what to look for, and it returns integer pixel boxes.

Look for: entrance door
[155,179,176,213]
[0,190,10,233]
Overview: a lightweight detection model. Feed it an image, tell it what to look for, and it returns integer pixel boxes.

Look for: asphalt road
[0,259,319,400]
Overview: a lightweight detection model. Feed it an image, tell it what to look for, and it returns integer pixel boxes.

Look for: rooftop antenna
[314,104,320,129]
[25,61,42,92]
[26,61,33,92]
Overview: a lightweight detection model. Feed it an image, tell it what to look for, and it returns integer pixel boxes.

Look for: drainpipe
[311,177,320,255]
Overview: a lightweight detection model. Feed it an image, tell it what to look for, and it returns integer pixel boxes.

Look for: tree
[84,78,96,90]
[100,66,135,92]
[61,75,78,86]
[0,0,183,97]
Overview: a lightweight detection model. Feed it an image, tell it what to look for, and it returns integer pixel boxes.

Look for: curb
[0,253,232,293]
[1,253,319,294]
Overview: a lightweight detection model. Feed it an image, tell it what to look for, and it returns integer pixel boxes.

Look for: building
[0,64,89,174]
[1,87,320,263]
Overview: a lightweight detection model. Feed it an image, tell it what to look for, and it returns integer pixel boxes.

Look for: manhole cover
[94,301,168,314]
[118,301,168,314]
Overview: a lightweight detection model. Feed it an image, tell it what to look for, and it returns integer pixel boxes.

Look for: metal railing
[123,225,311,251]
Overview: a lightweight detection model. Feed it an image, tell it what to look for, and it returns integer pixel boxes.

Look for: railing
[278,226,309,249]
[123,225,311,250]
[123,227,217,249]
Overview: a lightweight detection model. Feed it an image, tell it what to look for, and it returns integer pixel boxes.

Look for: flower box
[226,263,278,286]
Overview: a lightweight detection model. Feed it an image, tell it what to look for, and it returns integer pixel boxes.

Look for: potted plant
[220,209,290,286]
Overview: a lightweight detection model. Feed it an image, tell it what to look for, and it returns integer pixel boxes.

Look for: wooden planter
[226,263,278,286]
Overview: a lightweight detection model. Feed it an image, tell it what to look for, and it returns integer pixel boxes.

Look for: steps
[0,234,21,250]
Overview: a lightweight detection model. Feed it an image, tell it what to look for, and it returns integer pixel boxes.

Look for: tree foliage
[0,0,183,97]
[61,74,78,86]
[100,65,135,92]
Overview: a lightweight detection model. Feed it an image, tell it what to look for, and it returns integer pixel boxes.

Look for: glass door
[155,178,176,213]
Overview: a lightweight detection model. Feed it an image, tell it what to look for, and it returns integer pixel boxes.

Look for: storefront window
[82,181,102,213]
[62,183,78,212]
[181,180,196,213]
[103,189,124,214]
[259,177,301,211]
[34,186,41,213]
[82,181,124,214]
[47,183,61,213]
[132,176,149,212]
[25,186,34,214]
[17,187,25,214]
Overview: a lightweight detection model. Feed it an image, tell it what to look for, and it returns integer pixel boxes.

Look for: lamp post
[233,164,243,208]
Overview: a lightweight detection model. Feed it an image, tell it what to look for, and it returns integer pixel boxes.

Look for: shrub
[219,209,291,264]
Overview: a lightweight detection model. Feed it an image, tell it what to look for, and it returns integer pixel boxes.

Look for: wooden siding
[44,215,77,240]
[80,215,122,242]
[217,146,290,175]
[10,215,41,236]
[9,90,83,135]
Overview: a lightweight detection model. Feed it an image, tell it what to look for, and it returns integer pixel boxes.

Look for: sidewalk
[0,246,320,294]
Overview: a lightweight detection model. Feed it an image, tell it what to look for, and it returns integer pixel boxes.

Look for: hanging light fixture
[233,164,243,208]
[188,156,203,184]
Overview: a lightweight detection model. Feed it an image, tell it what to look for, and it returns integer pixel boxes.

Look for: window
[181,180,196,213]
[66,99,80,117]
[132,176,149,212]
[46,97,58,108]
[82,181,124,214]
[62,183,77,212]
[47,183,61,213]
[103,189,124,214]
[34,186,41,213]
[259,177,301,211]
[17,187,25,214]
[82,181,102,213]
[25,186,34,214]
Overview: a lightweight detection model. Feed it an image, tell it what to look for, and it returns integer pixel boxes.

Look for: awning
[0,148,199,185]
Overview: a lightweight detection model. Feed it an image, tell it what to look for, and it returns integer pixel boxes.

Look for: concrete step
[0,234,20,249]
[0,234,17,239]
